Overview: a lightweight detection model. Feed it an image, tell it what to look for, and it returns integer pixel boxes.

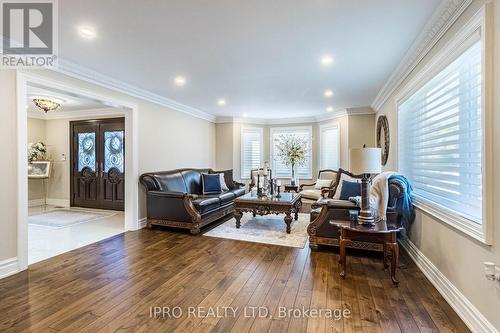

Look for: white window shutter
[399,41,483,223]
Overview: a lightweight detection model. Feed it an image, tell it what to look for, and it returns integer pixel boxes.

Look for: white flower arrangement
[28,142,47,162]
[275,134,308,180]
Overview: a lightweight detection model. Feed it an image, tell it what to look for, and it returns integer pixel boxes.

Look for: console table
[331,219,403,285]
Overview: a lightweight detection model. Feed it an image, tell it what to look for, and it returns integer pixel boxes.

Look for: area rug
[203,213,310,248]
[28,209,116,229]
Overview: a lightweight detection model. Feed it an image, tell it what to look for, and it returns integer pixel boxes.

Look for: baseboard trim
[28,199,45,207]
[0,257,19,280]
[400,239,497,333]
[46,198,70,207]
[138,217,147,229]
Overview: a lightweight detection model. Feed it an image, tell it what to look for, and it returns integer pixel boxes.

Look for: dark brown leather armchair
[140,168,245,234]
[307,170,406,251]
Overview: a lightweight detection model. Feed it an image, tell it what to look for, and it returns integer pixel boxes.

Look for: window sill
[412,196,491,245]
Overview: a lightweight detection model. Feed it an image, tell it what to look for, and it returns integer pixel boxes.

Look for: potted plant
[275,134,308,186]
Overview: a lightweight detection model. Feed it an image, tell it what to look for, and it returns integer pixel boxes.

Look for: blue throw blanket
[389,174,415,239]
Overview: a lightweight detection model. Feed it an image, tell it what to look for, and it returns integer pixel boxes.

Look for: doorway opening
[19,72,139,267]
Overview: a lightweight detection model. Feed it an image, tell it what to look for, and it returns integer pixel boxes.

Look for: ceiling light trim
[371,0,473,111]
[28,107,123,120]
[55,59,217,122]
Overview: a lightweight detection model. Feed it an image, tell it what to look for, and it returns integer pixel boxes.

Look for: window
[399,40,483,224]
[320,124,340,170]
[241,127,263,179]
[270,126,312,179]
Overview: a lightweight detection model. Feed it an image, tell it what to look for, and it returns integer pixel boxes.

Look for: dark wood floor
[0,228,469,333]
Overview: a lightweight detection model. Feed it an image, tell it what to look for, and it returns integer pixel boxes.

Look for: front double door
[71,118,125,211]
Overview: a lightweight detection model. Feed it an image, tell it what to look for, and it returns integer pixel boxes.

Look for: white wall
[375,1,500,330]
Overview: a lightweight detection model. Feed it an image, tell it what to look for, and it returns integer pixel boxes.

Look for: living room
[0,0,499,332]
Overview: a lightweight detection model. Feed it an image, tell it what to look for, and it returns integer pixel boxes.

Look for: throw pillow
[339,180,361,200]
[202,173,222,194]
[211,169,235,189]
[333,174,360,199]
[314,178,333,189]
[219,173,229,191]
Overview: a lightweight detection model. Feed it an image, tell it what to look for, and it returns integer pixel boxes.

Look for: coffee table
[233,192,302,233]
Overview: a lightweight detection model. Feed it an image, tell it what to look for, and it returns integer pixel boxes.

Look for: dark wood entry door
[70,118,125,211]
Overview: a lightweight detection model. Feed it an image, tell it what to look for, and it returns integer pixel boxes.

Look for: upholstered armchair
[298,169,338,201]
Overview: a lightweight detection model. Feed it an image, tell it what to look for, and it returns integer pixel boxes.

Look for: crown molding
[27,107,124,120]
[216,107,374,125]
[54,59,217,122]
[371,0,473,111]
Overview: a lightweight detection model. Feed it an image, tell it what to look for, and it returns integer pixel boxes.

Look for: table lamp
[349,146,381,224]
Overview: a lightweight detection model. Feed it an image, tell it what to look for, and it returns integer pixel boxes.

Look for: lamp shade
[349,148,381,175]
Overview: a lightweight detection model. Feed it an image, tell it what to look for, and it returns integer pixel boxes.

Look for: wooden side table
[284,185,299,193]
[331,220,403,285]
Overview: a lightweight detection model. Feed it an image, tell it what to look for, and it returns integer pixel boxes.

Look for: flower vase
[290,164,297,186]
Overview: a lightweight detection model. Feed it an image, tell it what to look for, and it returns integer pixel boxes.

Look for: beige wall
[0,69,216,263]
[27,118,46,201]
[348,114,375,149]
[0,70,18,260]
[376,1,500,329]
[44,119,70,202]
[215,122,234,170]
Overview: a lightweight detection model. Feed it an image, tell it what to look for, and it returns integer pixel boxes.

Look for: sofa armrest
[146,191,201,222]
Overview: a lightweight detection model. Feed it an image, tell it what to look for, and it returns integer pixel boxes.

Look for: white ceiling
[58,0,442,119]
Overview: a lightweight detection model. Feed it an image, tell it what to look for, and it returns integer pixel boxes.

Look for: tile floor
[28,205,124,265]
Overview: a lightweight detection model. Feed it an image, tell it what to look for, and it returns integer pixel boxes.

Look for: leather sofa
[139,168,245,234]
[307,170,406,251]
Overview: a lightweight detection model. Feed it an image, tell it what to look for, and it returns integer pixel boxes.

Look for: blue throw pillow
[202,173,222,194]
[339,180,361,200]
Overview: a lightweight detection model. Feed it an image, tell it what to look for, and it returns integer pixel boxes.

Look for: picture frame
[28,161,52,179]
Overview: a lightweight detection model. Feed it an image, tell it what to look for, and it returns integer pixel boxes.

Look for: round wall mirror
[376,115,390,166]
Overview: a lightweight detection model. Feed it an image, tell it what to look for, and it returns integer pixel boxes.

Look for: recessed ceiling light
[242,113,248,118]
[217,99,226,106]
[174,76,186,86]
[326,106,333,112]
[77,25,96,40]
[321,55,334,66]
[324,90,333,97]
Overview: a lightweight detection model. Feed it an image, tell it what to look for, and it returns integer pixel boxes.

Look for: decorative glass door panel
[104,131,124,173]
[78,132,96,172]
[71,119,125,211]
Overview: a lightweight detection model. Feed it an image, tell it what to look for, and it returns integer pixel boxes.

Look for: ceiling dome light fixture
[324,90,333,98]
[217,99,227,106]
[77,25,97,40]
[320,55,334,66]
[326,106,333,112]
[174,76,186,86]
[33,98,61,113]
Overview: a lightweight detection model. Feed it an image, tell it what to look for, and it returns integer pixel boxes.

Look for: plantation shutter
[271,127,312,178]
[241,128,262,179]
[320,125,340,170]
[398,40,482,223]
